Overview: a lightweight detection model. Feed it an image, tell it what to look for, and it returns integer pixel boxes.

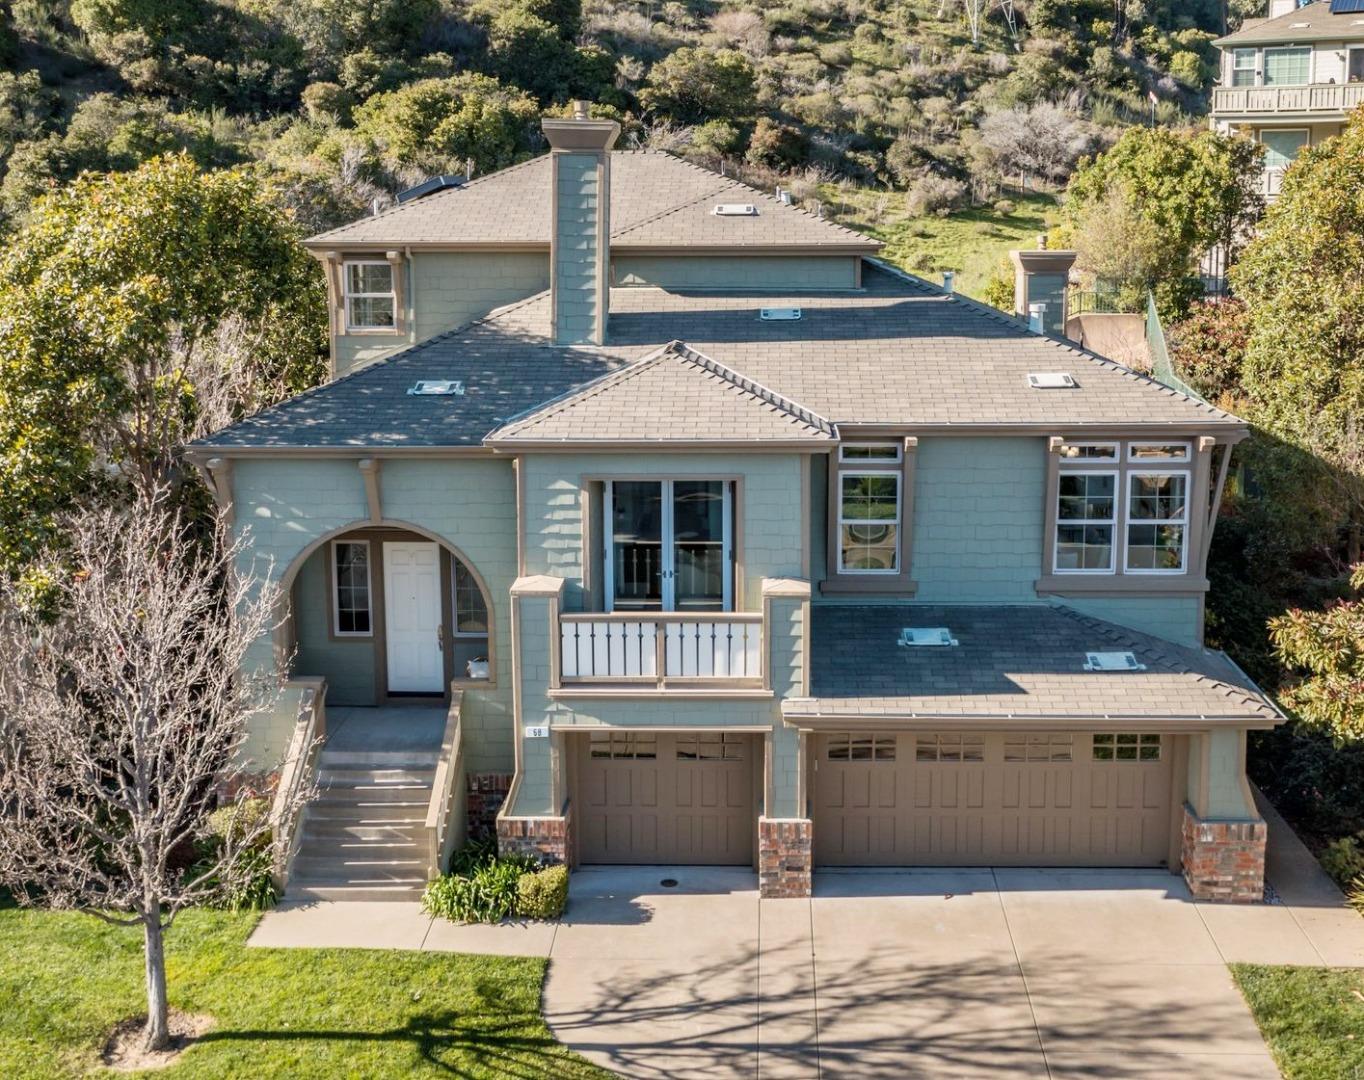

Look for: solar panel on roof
[1330,0,1364,14]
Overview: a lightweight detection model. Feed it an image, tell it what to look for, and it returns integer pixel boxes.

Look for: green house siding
[1057,596,1201,649]
[292,547,377,706]
[612,255,858,290]
[519,452,808,609]
[230,456,518,774]
[334,252,550,378]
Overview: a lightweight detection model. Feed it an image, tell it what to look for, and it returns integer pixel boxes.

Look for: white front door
[383,541,444,693]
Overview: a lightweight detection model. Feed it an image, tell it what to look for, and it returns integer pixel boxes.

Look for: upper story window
[1263,46,1311,86]
[837,443,902,574]
[344,260,397,331]
[1231,48,1257,86]
[1053,441,1191,576]
[1349,47,1364,84]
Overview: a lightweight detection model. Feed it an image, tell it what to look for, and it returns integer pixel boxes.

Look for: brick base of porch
[496,805,574,867]
[759,817,812,899]
[1181,803,1267,903]
[467,773,513,840]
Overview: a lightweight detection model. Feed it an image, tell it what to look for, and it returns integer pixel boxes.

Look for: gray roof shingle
[1215,1,1364,45]
[196,263,1244,450]
[305,151,880,251]
[791,604,1280,725]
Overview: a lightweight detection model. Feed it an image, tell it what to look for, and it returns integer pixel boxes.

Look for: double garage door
[815,731,1174,867]
[576,731,756,864]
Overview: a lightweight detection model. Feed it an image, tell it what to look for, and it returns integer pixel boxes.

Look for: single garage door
[815,731,1173,867]
[577,731,755,865]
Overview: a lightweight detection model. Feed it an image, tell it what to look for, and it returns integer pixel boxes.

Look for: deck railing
[424,685,466,878]
[558,613,764,687]
[269,676,327,888]
[1212,83,1364,116]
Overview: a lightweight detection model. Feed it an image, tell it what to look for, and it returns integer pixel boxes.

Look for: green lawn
[1233,964,1364,1079]
[0,903,610,1079]
[822,187,1060,300]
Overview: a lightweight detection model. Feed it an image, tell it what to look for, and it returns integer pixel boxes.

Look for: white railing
[1213,83,1364,116]
[559,613,764,686]
[424,685,466,878]
[269,676,327,888]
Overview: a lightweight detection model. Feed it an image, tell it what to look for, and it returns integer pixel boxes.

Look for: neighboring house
[1211,0,1364,198]
[188,106,1280,906]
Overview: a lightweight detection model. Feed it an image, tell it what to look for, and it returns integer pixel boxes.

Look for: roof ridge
[608,179,734,239]
[864,257,1242,424]
[305,156,548,244]
[664,341,837,435]
[488,347,675,437]
[1053,606,1276,716]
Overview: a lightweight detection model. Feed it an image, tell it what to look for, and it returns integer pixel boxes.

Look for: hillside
[0,0,1233,283]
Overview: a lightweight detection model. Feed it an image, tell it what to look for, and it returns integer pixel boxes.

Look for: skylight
[713,203,758,216]
[760,307,802,321]
[407,380,465,396]
[1084,651,1146,672]
[1027,372,1077,389]
[898,627,958,647]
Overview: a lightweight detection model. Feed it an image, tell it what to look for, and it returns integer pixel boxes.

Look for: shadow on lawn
[196,1012,581,1078]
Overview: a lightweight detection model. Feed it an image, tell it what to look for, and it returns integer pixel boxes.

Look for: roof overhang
[182,444,498,462]
[303,241,880,256]
[778,703,1281,731]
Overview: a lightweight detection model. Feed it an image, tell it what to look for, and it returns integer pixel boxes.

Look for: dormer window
[343,259,397,331]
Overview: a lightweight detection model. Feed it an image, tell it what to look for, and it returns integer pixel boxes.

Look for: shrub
[1349,876,1364,915]
[423,856,533,922]
[905,174,966,217]
[1168,298,1249,402]
[189,797,278,912]
[516,864,569,919]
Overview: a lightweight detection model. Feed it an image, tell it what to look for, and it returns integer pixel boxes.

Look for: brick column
[759,816,812,898]
[497,804,574,867]
[466,773,513,840]
[1180,803,1266,902]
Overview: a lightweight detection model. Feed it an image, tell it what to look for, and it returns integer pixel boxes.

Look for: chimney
[542,101,620,346]
[1009,248,1077,338]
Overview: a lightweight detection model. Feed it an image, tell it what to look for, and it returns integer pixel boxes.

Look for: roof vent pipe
[1028,303,1046,333]
[942,271,955,293]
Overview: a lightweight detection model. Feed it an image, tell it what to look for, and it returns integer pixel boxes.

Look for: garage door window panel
[589,732,658,759]
[677,732,745,761]
[1005,733,1073,763]
[916,733,984,763]
[827,733,895,761]
[1092,733,1162,761]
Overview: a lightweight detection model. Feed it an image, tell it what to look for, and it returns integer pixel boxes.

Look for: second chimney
[542,101,620,346]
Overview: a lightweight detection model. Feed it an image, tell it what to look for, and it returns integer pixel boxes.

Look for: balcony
[1212,82,1364,118]
[558,613,765,690]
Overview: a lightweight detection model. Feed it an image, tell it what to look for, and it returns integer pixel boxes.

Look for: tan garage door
[815,731,1173,867]
[577,731,755,865]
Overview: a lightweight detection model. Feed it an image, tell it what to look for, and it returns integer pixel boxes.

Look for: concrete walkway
[249,809,1364,1079]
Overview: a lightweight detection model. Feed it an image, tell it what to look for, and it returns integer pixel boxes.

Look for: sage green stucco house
[189,108,1280,903]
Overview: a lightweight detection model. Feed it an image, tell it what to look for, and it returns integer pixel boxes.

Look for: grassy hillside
[0,0,1228,235]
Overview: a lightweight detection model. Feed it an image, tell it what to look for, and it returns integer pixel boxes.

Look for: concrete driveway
[542,864,1338,1080]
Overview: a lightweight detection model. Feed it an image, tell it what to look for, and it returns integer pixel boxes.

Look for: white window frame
[1126,441,1191,464]
[331,539,373,638]
[1259,127,1310,171]
[1058,440,1119,463]
[1262,45,1312,87]
[837,468,902,575]
[342,259,397,332]
[1231,47,1257,87]
[1349,46,1364,84]
[602,479,734,613]
[1124,470,1190,575]
[1053,468,1118,575]
[451,559,489,638]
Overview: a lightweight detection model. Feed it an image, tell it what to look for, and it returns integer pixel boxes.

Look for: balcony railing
[1212,83,1364,116]
[558,613,764,688]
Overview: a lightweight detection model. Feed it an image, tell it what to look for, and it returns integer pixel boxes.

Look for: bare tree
[0,490,309,1053]
[977,102,1098,188]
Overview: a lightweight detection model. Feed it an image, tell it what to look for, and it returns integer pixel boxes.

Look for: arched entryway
[279,521,496,707]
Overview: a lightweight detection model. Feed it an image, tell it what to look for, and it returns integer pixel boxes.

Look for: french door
[604,480,733,612]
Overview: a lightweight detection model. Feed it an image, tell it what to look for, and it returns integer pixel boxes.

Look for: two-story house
[188,106,1280,906]
[1211,0,1364,198]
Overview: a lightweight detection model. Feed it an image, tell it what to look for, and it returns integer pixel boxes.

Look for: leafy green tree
[1230,109,1364,554]
[1063,126,1263,319]
[1270,566,1364,741]
[639,47,757,123]
[0,154,326,575]
[1168,298,1250,403]
[349,73,539,175]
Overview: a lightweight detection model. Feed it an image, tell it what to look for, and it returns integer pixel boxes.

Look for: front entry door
[383,541,443,693]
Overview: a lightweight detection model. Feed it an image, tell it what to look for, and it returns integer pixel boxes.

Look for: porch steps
[285,748,439,902]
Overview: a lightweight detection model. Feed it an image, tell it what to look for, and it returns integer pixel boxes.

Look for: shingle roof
[195,263,1245,450]
[1215,1,1364,44]
[304,151,879,251]
[787,604,1281,725]
[490,341,836,445]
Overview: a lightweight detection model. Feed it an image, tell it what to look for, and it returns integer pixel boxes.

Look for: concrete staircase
[286,748,437,902]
